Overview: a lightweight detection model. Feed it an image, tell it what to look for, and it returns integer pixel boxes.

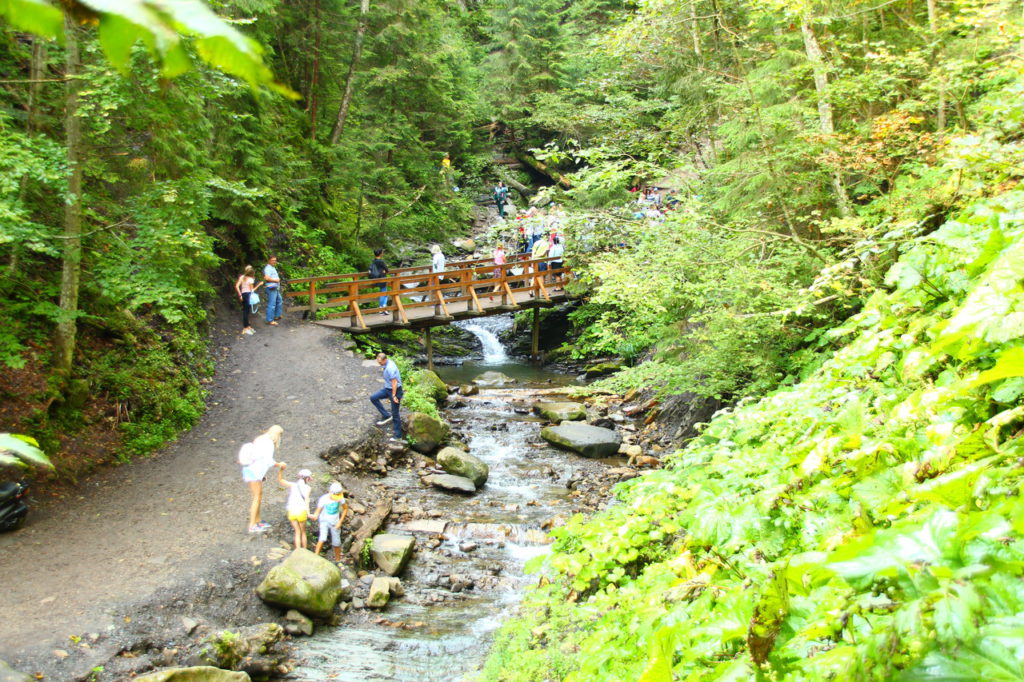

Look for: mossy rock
[413,369,448,404]
[584,361,624,378]
[405,412,450,453]
[255,549,343,618]
[134,667,250,682]
[533,401,586,422]
[437,446,489,486]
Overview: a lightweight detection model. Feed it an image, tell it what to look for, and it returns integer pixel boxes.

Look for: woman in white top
[278,465,313,549]
[430,244,446,274]
[238,425,285,533]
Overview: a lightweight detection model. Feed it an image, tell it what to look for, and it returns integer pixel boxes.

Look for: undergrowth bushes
[484,77,1024,680]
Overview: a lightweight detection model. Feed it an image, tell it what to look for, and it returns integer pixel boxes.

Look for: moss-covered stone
[406,412,450,453]
[532,401,586,422]
[437,446,489,486]
[134,667,250,682]
[255,549,343,618]
[413,369,448,404]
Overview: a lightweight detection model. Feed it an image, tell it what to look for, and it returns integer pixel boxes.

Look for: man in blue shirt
[263,255,283,325]
[370,352,403,440]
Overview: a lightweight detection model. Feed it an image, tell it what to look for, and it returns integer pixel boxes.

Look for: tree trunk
[330,0,370,145]
[926,0,946,130]
[55,15,84,376]
[309,0,322,141]
[800,18,851,217]
[497,171,533,196]
[689,0,702,57]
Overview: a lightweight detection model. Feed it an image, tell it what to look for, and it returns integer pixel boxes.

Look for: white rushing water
[457,315,512,364]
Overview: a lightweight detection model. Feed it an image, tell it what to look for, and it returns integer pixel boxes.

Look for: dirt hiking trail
[0,310,379,678]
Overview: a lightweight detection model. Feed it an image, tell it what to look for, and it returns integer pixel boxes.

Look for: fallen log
[516,151,572,189]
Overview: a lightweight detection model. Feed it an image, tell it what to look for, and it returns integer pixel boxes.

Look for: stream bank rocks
[370,534,416,575]
[436,446,489,486]
[367,577,404,608]
[541,422,622,458]
[255,549,345,618]
[192,623,286,678]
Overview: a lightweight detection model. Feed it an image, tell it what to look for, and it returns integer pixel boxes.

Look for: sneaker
[268,321,278,326]
[376,416,393,426]
[388,437,404,443]
[248,524,270,534]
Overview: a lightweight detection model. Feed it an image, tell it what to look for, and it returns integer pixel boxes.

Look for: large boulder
[370,533,416,575]
[541,423,622,458]
[134,668,250,682]
[533,401,586,422]
[405,412,450,453]
[472,371,515,387]
[256,548,344,618]
[423,473,476,494]
[367,576,404,608]
[413,369,448,405]
[437,446,489,487]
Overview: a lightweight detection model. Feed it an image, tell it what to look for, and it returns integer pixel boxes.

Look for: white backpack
[238,442,257,467]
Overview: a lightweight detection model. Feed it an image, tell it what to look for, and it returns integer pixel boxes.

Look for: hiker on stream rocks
[370,352,404,441]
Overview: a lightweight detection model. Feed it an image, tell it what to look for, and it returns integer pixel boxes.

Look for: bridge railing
[283,254,571,329]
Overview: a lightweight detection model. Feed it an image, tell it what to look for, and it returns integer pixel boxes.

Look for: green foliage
[393,355,440,420]
[484,85,1024,679]
[0,433,53,470]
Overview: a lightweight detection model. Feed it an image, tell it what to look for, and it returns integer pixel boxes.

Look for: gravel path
[0,309,380,678]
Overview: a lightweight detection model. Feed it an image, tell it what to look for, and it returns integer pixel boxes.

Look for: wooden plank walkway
[283,254,572,334]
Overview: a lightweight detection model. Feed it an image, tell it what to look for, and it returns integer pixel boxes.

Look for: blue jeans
[378,283,388,309]
[265,287,282,322]
[370,386,403,438]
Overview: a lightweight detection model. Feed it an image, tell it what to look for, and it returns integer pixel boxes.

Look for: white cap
[298,468,313,479]
[329,482,343,494]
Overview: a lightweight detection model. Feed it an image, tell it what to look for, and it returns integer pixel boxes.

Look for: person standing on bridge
[369,248,389,315]
[430,244,446,274]
[370,352,403,441]
[263,255,283,326]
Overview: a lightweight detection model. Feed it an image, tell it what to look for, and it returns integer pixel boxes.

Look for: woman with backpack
[238,425,285,533]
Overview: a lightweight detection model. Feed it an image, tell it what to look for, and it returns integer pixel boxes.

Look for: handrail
[283,255,571,327]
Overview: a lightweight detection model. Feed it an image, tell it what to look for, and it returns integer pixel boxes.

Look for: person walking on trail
[278,465,313,550]
[493,181,509,219]
[548,237,564,282]
[370,352,403,441]
[263,255,283,326]
[238,425,286,534]
[311,481,349,562]
[235,265,263,335]
[369,248,389,315]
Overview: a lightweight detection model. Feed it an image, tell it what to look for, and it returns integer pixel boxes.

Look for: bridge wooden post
[425,327,434,371]
[308,280,318,318]
[531,307,540,362]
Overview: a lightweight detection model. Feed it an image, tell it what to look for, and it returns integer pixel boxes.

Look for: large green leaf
[0,433,53,469]
[0,0,63,39]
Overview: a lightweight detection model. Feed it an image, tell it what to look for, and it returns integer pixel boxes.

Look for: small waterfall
[458,315,511,364]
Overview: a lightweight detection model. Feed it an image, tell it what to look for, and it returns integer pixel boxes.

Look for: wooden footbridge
[283,254,573,363]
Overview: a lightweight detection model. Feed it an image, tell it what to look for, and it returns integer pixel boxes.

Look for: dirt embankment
[0,310,382,680]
